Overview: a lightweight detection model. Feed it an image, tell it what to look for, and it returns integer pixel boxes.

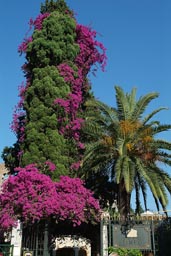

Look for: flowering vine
[0,165,101,230]
[14,11,107,169]
[54,24,107,170]
[11,82,27,142]
[18,13,50,54]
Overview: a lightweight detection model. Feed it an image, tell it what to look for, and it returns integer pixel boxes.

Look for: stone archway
[55,236,91,256]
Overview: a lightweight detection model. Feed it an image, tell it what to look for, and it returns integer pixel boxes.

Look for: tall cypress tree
[2,0,106,180]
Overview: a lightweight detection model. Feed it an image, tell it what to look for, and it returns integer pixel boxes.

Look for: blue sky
[0,0,171,213]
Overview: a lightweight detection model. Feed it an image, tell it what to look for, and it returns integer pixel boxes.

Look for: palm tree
[81,86,171,218]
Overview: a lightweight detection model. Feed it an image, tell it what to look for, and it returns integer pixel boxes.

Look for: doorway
[56,247,87,256]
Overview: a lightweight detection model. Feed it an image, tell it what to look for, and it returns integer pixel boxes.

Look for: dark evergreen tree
[2,0,106,180]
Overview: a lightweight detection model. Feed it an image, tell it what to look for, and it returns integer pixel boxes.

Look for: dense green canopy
[81,86,171,217]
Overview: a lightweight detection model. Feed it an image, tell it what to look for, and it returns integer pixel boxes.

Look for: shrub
[108,247,142,256]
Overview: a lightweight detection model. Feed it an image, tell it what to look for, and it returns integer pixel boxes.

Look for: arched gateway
[55,236,91,256]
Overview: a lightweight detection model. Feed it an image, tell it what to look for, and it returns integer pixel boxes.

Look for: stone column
[103,223,108,256]
[10,220,22,256]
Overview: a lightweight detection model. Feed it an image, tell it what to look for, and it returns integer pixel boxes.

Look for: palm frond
[141,166,169,209]
[151,124,171,136]
[86,98,118,123]
[115,156,124,184]
[131,92,159,120]
[115,86,130,120]
[143,107,168,125]
[153,139,171,151]
[149,165,171,192]
[122,156,135,193]
[135,173,147,211]
[127,87,137,114]
[135,158,159,199]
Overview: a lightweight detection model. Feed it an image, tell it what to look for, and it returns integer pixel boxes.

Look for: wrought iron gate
[100,218,156,256]
[22,222,49,256]
[0,244,14,256]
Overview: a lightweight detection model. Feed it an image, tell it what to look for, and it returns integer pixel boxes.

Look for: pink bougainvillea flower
[0,166,101,230]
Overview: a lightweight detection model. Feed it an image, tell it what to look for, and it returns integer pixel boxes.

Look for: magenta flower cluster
[75,24,107,73]
[53,64,85,169]
[54,24,107,169]
[18,13,50,54]
[11,82,28,142]
[29,13,50,30]
[18,37,33,55]
[0,165,101,230]
[45,161,56,172]
[55,175,100,226]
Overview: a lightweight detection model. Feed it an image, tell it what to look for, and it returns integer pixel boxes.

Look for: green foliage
[3,0,100,179]
[21,66,71,177]
[19,4,81,179]
[1,145,20,173]
[108,246,142,256]
[26,12,79,68]
[82,86,171,216]
[41,0,73,15]
[20,3,79,179]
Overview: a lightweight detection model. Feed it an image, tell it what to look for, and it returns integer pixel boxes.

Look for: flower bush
[0,165,101,231]
[55,175,101,226]
[108,247,143,256]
